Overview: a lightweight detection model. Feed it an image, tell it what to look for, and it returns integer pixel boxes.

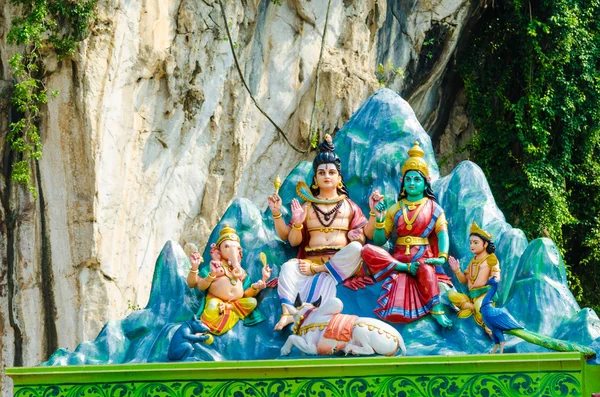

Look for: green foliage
[460,0,600,308]
[310,128,320,149]
[375,61,404,88]
[127,300,141,312]
[7,0,96,196]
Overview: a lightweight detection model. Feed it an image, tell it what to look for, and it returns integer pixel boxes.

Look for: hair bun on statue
[312,134,341,173]
[317,134,335,153]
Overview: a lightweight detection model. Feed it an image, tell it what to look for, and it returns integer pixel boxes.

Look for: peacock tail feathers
[507,328,596,359]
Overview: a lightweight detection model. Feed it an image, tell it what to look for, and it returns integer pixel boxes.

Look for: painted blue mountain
[44,89,600,365]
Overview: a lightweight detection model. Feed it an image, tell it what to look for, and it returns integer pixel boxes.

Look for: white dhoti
[278,241,363,308]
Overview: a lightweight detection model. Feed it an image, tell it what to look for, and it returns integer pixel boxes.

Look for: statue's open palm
[290,199,306,225]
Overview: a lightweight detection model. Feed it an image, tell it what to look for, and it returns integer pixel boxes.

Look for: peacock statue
[481,277,596,358]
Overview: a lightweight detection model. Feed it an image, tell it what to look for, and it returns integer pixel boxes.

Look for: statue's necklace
[468,254,490,283]
[312,200,344,227]
[222,263,237,285]
[401,198,426,230]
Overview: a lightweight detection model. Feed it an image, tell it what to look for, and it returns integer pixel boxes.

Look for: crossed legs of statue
[275,242,363,331]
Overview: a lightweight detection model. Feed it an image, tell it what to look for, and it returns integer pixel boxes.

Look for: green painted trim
[8,353,598,397]
[10,373,584,397]
[584,361,600,395]
[6,352,586,385]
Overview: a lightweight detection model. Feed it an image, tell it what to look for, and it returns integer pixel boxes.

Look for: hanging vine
[217,0,332,153]
[459,0,600,311]
[6,0,97,196]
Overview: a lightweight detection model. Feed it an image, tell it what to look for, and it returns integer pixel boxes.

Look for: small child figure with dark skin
[186,224,272,335]
[448,222,500,336]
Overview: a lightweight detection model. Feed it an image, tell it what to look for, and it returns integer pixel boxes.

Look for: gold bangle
[453,268,461,274]
[292,223,303,230]
[251,284,260,291]
[280,313,293,317]
[207,273,216,279]
[190,269,198,273]
[375,222,385,229]
[310,263,317,275]
[369,211,376,217]
[273,213,282,219]
[438,252,449,260]
[430,310,445,315]
[407,263,411,274]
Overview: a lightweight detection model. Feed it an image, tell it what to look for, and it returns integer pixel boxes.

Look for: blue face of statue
[403,171,426,198]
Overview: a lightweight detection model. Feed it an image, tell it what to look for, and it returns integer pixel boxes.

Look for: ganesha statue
[187,224,272,335]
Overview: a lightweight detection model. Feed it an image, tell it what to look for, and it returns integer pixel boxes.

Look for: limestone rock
[0,0,486,393]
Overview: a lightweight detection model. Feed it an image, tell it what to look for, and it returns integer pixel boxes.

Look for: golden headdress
[216,224,240,246]
[401,141,429,178]
[470,222,493,241]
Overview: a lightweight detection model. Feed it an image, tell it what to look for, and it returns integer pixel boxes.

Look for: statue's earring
[337,181,343,188]
[311,182,318,189]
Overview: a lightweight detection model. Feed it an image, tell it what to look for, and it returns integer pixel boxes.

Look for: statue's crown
[216,224,240,246]
[401,141,429,178]
[470,222,493,241]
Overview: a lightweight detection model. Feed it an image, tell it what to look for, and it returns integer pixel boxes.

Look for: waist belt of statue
[395,236,429,246]
[306,227,349,233]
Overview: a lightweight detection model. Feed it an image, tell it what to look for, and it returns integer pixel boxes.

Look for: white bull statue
[280,296,406,357]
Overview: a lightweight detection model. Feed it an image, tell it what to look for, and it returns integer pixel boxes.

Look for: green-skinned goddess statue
[361,142,453,328]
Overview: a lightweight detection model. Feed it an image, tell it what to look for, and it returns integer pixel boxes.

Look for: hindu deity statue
[448,222,500,335]
[187,224,272,335]
[268,135,368,331]
[362,141,453,328]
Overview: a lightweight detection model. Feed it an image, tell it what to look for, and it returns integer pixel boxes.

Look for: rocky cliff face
[0,0,482,393]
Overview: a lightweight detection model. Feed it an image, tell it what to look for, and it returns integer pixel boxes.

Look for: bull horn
[312,296,322,308]
[294,293,303,309]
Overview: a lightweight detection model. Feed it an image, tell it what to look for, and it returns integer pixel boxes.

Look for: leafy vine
[459,0,600,310]
[6,0,97,196]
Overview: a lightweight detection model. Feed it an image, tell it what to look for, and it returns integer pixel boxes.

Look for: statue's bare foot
[274,314,294,331]
[432,313,453,329]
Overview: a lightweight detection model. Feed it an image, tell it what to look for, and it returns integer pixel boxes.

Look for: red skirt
[362,244,452,323]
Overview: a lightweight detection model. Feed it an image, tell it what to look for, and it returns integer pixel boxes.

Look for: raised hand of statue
[209,260,224,278]
[262,264,272,281]
[268,193,282,216]
[448,256,460,272]
[290,198,306,226]
[374,201,386,216]
[369,190,385,214]
[189,252,203,271]
[424,257,447,266]
[252,280,267,291]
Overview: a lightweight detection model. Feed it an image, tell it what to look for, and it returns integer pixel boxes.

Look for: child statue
[448,222,500,335]
[362,142,453,328]
[267,135,368,331]
[187,224,272,335]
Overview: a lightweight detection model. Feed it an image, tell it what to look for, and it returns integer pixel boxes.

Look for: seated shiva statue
[268,135,368,331]
[448,222,500,336]
[362,142,453,328]
[187,224,272,335]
